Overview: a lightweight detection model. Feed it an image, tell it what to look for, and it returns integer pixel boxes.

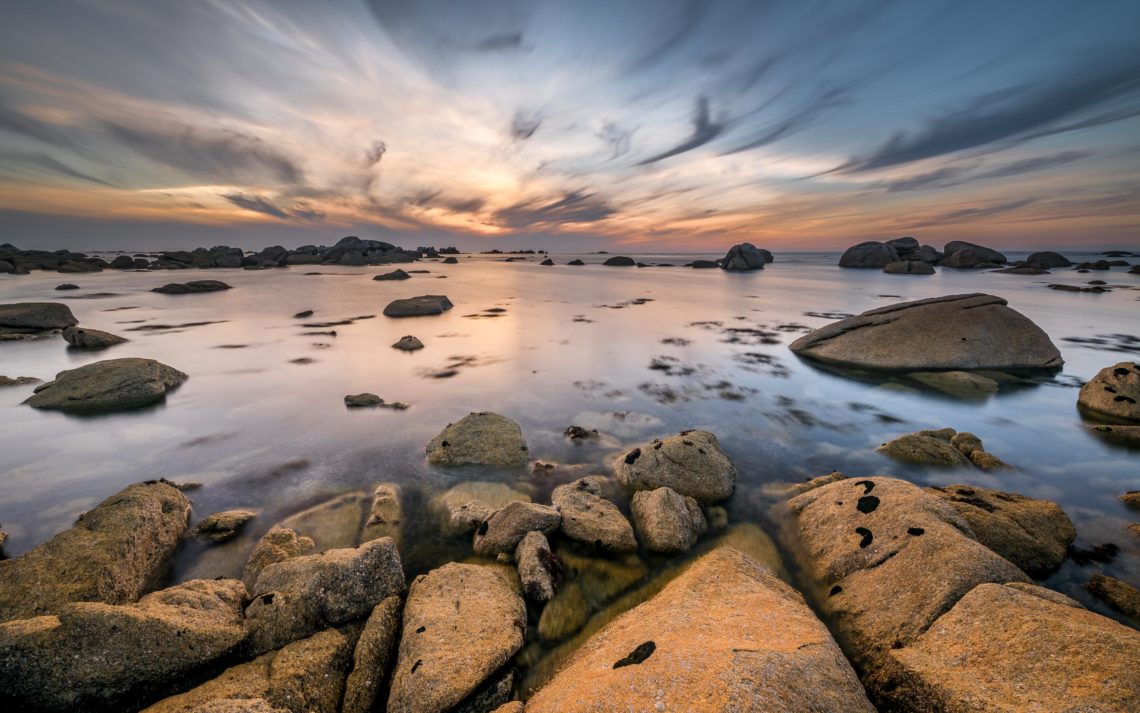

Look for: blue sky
[1,0,1138,251]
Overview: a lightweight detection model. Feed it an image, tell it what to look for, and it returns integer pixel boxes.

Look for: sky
[1,0,1139,252]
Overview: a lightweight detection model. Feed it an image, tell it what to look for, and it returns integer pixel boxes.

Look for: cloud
[222,192,324,221]
[638,96,724,165]
[510,110,542,141]
[474,32,524,51]
[493,191,616,228]
[597,121,635,159]
[365,140,387,166]
[838,57,1140,173]
[406,189,485,213]
[920,197,1038,224]
[722,87,846,154]
[971,150,1093,180]
[879,165,972,192]
[875,150,1093,192]
[2,151,116,187]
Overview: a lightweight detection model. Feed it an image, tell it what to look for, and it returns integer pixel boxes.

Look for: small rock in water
[392,335,424,351]
[1078,361,1140,422]
[564,425,599,440]
[540,258,554,266]
[345,393,384,407]
[374,269,411,281]
[152,280,232,294]
[613,430,736,503]
[631,486,708,553]
[567,259,585,266]
[54,283,79,291]
[473,501,561,556]
[383,294,453,317]
[552,477,637,553]
[195,509,258,543]
[426,412,529,468]
[293,309,314,318]
[603,256,635,266]
[62,325,128,350]
[0,375,40,387]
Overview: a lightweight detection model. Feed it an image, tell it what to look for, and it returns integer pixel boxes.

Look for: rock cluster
[877,428,1013,470]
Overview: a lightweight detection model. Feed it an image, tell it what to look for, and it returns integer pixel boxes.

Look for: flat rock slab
[152,280,232,294]
[613,430,736,503]
[526,547,874,713]
[383,295,453,317]
[25,357,188,414]
[426,412,529,468]
[1078,361,1140,422]
[387,563,525,713]
[890,582,1140,711]
[789,293,1063,371]
[0,481,190,622]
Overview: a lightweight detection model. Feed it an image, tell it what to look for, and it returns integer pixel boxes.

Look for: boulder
[888,582,1140,711]
[0,481,190,622]
[139,628,353,713]
[838,241,899,268]
[516,531,556,601]
[152,280,232,294]
[602,256,635,266]
[344,393,383,408]
[392,335,424,351]
[1026,250,1072,268]
[241,527,314,592]
[943,240,1006,265]
[387,563,525,713]
[343,596,403,713]
[882,260,934,275]
[25,358,188,414]
[551,477,637,553]
[426,412,529,468]
[913,244,943,263]
[472,501,561,556]
[567,259,585,266]
[429,482,531,535]
[719,243,773,271]
[1078,361,1140,422]
[940,248,1000,268]
[877,430,973,467]
[443,256,459,264]
[196,510,258,543]
[1087,574,1140,621]
[276,492,369,554]
[54,283,79,290]
[245,538,404,655]
[374,269,410,281]
[525,548,874,713]
[928,484,1075,575]
[0,302,77,335]
[540,258,554,266]
[630,487,707,554]
[0,579,248,712]
[383,295,454,317]
[885,236,919,255]
[62,325,128,349]
[789,293,1063,371]
[613,430,736,503]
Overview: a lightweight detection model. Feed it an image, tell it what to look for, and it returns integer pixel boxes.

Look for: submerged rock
[1087,573,1140,622]
[526,548,874,713]
[391,335,424,351]
[720,242,772,271]
[551,477,637,553]
[245,538,404,655]
[343,596,403,713]
[630,487,707,554]
[0,579,248,712]
[1088,424,1140,448]
[613,430,736,503]
[241,527,314,592]
[0,480,190,622]
[883,260,934,275]
[838,241,899,268]
[277,492,369,553]
[877,430,972,467]
[430,481,532,535]
[25,357,188,414]
[62,325,128,349]
[516,531,557,601]
[383,295,453,317]
[195,510,258,543]
[789,293,1063,371]
[472,501,561,556]
[909,370,999,399]
[426,412,529,468]
[387,563,524,713]
[360,483,403,545]
[152,280,232,294]
[1078,361,1140,422]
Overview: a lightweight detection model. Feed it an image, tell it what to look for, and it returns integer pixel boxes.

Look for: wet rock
[909,370,998,398]
[969,450,1013,471]
[720,242,774,271]
[928,484,1076,575]
[950,431,984,456]
[877,430,972,467]
[540,258,554,266]
[241,527,314,592]
[567,259,585,266]
[443,256,459,264]
[392,335,424,351]
[790,293,1063,371]
[473,501,561,556]
[426,412,529,468]
[889,582,1140,711]
[62,324,128,349]
[630,487,707,554]
[0,579,248,712]
[778,477,1029,697]
[58,260,103,273]
[277,492,369,553]
[883,260,934,275]
[1075,259,1111,270]
[152,280,232,294]
[186,699,288,712]
[196,510,258,543]
[0,481,190,622]
[360,483,403,545]
[55,283,79,290]
[538,551,649,642]
[1026,250,1072,268]
[140,628,353,713]
[0,302,78,337]
[0,375,39,387]
[343,596,403,713]
[942,240,1006,266]
[0,528,6,549]
[25,357,188,414]
[430,482,531,535]
[1089,424,1140,447]
[838,241,899,268]
[602,256,635,266]
[1088,574,1140,621]
[1120,491,1140,510]
[245,537,404,655]
[992,265,1048,274]
[345,393,384,407]
[383,295,453,317]
[526,548,874,713]
[374,269,411,281]
[387,563,525,713]
[613,430,736,503]
[516,531,556,601]
[1078,361,1140,422]
[551,477,637,553]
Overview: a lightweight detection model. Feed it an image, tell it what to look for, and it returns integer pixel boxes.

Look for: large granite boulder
[526,548,874,712]
[0,481,190,622]
[0,302,77,339]
[719,243,772,271]
[838,241,899,268]
[889,583,1140,711]
[929,484,1076,575]
[387,563,525,713]
[426,412,529,468]
[62,325,128,349]
[942,240,1006,266]
[1078,361,1140,422]
[789,293,1063,371]
[342,596,402,713]
[383,295,453,317]
[140,628,354,713]
[551,477,637,553]
[630,487,707,553]
[245,538,405,654]
[25,358,188,414]
[613,430,736,503]
[0,579,247,712]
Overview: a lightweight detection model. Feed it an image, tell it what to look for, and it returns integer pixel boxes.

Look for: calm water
[1,250,1138,621]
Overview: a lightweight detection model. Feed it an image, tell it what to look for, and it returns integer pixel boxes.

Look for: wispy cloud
[222,192,325,221]
[493,191,617,228]
[638,96,724,165]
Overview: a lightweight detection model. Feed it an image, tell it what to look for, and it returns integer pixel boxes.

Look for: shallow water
[1,251,1138,629]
